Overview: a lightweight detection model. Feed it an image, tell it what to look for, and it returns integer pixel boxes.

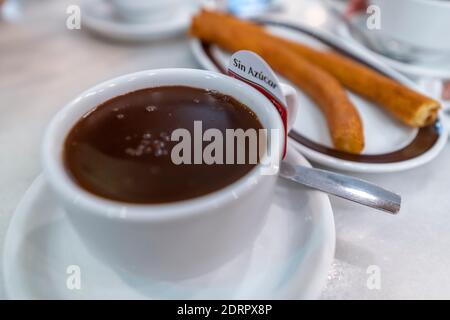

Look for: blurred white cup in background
[370,0,450,53]
[108,0,182,22]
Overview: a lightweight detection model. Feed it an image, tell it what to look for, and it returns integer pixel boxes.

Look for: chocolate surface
[64,86,263,204]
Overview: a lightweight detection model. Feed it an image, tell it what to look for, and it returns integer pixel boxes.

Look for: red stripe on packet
[227,70,288,158]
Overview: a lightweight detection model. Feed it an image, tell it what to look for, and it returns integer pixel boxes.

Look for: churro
[190,10,365,154]
[192,10,440,128]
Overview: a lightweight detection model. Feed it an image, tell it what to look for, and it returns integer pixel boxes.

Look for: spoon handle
[280,163,401,214]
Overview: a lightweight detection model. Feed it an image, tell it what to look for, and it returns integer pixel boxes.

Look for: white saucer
[3,146,335,299]
[80,0,196,42]
[191,20,448,173]
[337,13,450,79]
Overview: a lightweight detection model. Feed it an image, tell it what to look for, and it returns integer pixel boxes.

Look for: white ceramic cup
[370,0,450,52]
[42,68,298,279]
[107,0,181,22]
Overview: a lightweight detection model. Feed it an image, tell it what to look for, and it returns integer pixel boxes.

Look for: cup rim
[42,68,285,222]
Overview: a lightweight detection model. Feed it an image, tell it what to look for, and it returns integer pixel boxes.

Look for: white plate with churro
[189,10,448,173]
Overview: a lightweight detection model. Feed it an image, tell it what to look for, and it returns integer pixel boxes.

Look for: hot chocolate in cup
[41,68,297,279]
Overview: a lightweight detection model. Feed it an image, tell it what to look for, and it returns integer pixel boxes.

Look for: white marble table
[1,0,449,299]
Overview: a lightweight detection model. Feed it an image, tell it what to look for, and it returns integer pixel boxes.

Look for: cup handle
[280,83,299,133]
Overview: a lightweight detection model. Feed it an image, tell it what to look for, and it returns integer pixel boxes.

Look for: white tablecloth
[1,0,449,299]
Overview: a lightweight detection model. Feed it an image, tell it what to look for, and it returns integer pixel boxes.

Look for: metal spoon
[280,161,401,214]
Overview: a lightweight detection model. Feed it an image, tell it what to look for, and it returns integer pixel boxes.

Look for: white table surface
[1,0,449,299]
